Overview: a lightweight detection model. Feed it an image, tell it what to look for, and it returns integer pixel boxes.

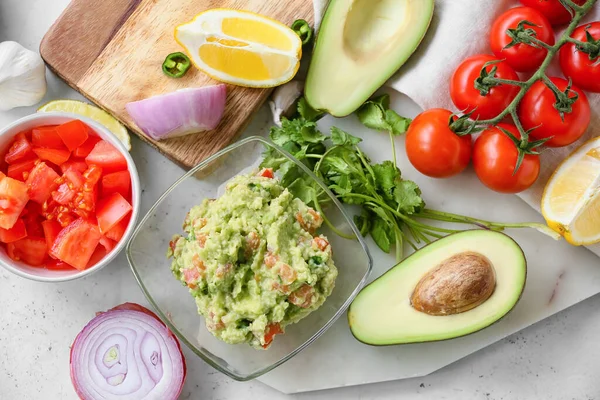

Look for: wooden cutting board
[40,0,313,168]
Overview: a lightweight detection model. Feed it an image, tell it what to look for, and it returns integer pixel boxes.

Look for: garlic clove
[0,41,47,111]
[269,80,305,127]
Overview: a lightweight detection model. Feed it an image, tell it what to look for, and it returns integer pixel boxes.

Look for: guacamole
[167,170,338,349]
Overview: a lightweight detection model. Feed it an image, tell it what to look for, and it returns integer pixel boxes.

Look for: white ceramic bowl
[0,112,140,282]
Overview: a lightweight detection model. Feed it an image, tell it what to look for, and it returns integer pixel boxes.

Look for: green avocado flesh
[348,230,526,345]
[305,0,434,117]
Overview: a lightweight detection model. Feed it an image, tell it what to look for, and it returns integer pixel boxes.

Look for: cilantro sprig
[261,97,560,261]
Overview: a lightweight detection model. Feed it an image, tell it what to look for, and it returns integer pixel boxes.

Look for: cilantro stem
[311,191,356,240]
[304,154,323,159]
[389,132,397,169]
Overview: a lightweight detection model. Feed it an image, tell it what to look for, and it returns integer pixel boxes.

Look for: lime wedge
[38,100,131,151]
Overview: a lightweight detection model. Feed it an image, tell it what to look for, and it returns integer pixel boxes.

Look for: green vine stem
[461,0,598,140]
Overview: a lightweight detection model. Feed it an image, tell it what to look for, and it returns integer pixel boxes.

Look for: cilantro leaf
[356,101,390,132]
[287,177,317,205]
[370,216,394,253]
[330,127,362,146]
[385,109,412,136]
[394,180,425,214]
[297,97,324,122]
[372,161,401,201]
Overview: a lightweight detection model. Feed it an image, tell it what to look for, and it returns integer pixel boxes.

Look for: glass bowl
[126,136,372,380]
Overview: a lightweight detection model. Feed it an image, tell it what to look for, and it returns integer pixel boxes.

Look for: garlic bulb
[0,41,47,111]
[269,80,304,127]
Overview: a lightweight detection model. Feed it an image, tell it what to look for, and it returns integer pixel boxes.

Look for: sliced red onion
[126,84,227,141]
[70,303,186,400]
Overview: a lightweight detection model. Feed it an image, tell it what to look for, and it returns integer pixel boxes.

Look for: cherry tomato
[560,22,600,93]
[450,55,520,120]
[473,124,540,194]
[518,77,590,147]
[520,0,586,26]
[405,109,472,178]
[490,7,555,72]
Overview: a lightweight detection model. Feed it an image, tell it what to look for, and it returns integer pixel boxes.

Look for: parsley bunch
[261,96,559,261]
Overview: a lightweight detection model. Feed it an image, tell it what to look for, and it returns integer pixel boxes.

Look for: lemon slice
[175,9,302,88]
[542,136,600,245]
[38,100,131,151]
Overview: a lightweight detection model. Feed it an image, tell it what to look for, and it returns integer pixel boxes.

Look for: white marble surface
[2,1,600,399]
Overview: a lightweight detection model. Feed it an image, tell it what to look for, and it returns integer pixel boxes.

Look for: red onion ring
[70,303,186,399]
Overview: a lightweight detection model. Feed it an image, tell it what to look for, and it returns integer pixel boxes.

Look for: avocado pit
[411,252,496,316]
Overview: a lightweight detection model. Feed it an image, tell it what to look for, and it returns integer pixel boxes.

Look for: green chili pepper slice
[291,19,313,46]
[162,52,191,78]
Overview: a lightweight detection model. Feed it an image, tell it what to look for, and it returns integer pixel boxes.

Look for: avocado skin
[347,230,527,346]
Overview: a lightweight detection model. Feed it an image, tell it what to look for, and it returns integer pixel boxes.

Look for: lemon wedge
[175,9,302,88]
[38,100,131,151]
[542,136,600,245]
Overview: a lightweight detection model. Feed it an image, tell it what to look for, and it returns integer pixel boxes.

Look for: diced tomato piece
[60,159,88,174]
[7,159,37,182]
[56,120,90,151]
[0,177,29,229]
[13,237,47,266]
[32,148,70,165]
[262,323,283,349]
[96,193,132,233]
[41,219,62,252]
[74,135,100,158]
[83,165,102,187]
[6,242,17,261]
[25,162,60,204]
[5,132,35,164]
[23,213,44,239]
[85,140,127,172]
[31,126,65,149]
[46,259,75,271]
[104,215,130,242]
[0,172,5,181]
[86,245,107,269]
[259,168,274,179]
[50,219,102,270]
[64,168,85,189]
[99,235,116,252]
[52,183,76,205]
[101,171,131,199]
[0,218,27,243]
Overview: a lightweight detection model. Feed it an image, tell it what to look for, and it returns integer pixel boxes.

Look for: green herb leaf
[372,161,401,200]
[330,127,362,146]
[370,216,394,253]
[356,101,390,132]
[297,97,323,122]
[287,177,317,205]
[385,109,412,136]
[354,209,373,237]
[394,180,424,214]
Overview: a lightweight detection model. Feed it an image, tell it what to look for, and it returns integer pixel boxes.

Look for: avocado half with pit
[305,0,435,117]
[348,230,526,345]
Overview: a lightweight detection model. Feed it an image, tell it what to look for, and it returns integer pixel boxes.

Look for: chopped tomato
[86,246,107,269]
[25,162,60,204]
[277,263,297,285]
[7,159,37,182]
[41,219,62,251]
[52,182,76,205]
[74,135,100,158]
[46,259,75,270]
[104,215,130,242]
[96,192,132,233]
[0,172,5,181]
[259,168,274,178]
[99,235,116,252]
[31,126,65,149]
[32,148,70,165]
[83,164,103,187]
[5,132,35,164]
[262,323,283,349]
[56,120,90,151]
[13,237,47,266]
[50,219,102,270]
[0,219,27,243]
[23,212,44,238]
[63,167,85,189]
[0,177,29,229]
[60,159,88,174]
[288,284,314,308]
[312,237,330,252]
[6,243,17,261]
[264,251,279,268]
[101,171,130,198]
[85,140,127,172]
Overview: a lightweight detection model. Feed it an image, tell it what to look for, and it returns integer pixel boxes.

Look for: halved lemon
[542,136,600,245]
[38,100,131,151]
[175,9,302,88]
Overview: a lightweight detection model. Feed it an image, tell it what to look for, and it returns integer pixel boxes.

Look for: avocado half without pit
[305,0,435,117]
[348,230,527,345]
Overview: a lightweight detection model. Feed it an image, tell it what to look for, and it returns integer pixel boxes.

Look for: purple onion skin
[126,84,227,141]
[70,304,186,400]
